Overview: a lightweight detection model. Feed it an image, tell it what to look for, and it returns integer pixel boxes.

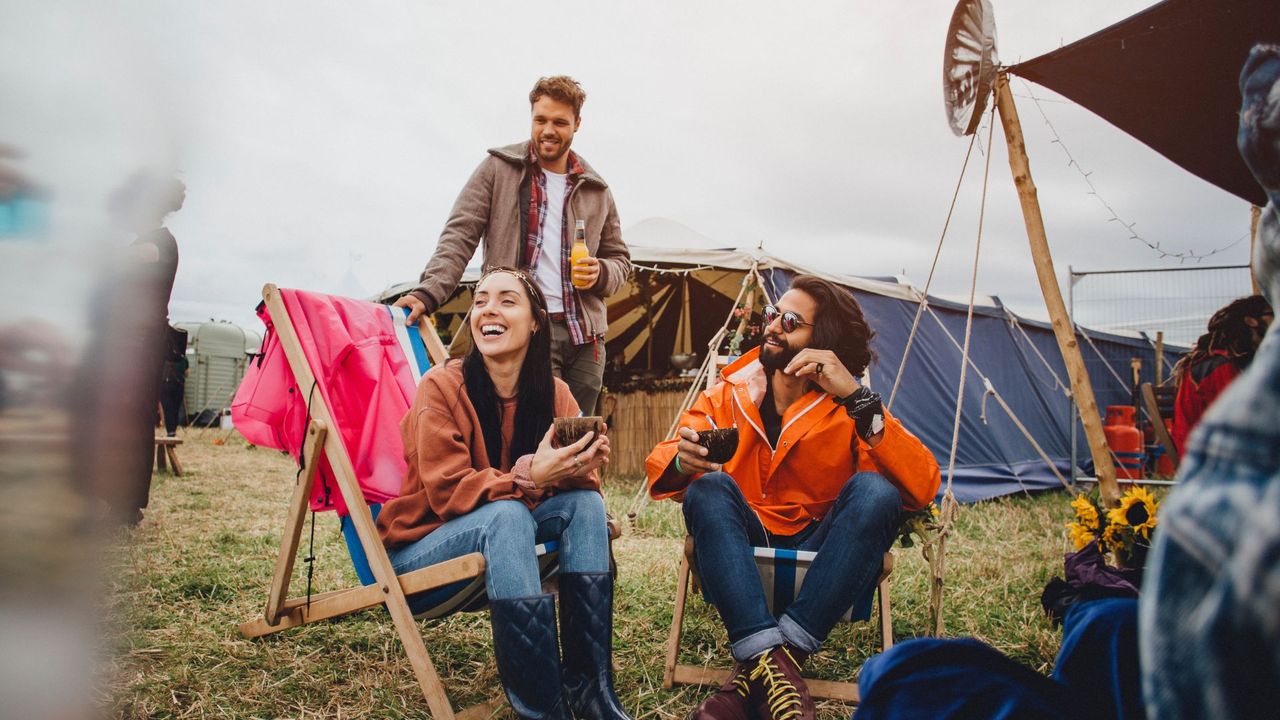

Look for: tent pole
[994,72,1120,507]
[1068,265,1079,485]
[1252,205,1262,296]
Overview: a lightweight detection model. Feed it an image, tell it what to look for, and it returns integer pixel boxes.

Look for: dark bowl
[553,416,604,448]
[697,427,739,464]
[670,352,700,371]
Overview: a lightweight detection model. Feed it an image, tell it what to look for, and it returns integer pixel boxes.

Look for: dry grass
[106,428,1080,719]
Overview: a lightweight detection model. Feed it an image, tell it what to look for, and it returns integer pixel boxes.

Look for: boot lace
[731,667,750,698]
[748,648,803,720]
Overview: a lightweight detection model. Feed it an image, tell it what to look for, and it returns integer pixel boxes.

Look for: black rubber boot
[558,572,635,720]
[490,594,572,720]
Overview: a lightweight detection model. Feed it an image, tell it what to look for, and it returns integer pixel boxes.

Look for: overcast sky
[1,0,1257,335]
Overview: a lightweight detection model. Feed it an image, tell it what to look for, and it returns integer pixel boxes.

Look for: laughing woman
[376,268,633,720]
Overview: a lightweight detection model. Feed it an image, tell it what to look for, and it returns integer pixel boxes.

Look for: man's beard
[758,334,798,372]
[535,136,571,165]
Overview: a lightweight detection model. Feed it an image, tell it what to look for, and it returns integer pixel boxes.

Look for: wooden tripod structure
[993,71,1121,507]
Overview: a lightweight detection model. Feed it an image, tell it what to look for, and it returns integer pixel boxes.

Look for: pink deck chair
[233,284,581,719]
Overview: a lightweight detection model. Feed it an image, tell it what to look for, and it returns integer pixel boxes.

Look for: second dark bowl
[697,427,739,464]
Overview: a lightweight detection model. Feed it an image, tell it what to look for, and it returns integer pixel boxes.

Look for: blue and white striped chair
[662,535,894,704]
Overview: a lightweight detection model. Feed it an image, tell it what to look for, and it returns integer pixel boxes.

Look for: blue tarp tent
[761,265,1178,502]
[609,246,1181,503]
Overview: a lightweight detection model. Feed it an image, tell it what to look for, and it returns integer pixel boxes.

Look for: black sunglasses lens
[763,306,799,333]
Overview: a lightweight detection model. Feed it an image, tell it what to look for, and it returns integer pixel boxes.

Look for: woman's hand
[530,423,610,488]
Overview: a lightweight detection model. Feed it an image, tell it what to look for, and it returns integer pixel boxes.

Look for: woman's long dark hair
[1173,295,1273,382]
[462,267,556,469]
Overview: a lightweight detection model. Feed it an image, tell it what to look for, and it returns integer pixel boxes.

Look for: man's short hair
[789,275,877,377]
[529,76,587,118]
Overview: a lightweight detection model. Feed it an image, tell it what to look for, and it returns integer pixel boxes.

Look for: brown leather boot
[686,661,756,720]
[744,645,814,720]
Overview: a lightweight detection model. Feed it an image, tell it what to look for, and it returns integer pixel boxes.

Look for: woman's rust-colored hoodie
[377,359,595,549]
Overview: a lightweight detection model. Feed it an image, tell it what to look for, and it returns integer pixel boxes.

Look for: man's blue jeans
[682,471,902,662]
[387,490,610,610]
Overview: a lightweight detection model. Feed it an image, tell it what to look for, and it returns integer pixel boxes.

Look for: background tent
[1010,0,1279,206]
[378,245,1181,503]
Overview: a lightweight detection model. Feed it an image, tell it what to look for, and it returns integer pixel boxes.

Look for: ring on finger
[816,362,824,374]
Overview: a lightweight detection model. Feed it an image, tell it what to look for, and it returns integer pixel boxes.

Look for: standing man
[395,76,629,415]
[645,275,940,720]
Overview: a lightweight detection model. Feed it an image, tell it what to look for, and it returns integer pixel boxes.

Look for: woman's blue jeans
[682,471,902,662]
[387,490,610,605]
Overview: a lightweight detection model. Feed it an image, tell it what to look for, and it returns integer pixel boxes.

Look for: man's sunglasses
[761,305,813,333]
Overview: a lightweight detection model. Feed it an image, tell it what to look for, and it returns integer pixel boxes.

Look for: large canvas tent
[378,245,1180,503]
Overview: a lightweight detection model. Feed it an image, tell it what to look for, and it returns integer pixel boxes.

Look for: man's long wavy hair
[789,274,877,377]
[1173,294,1273,382]
[462,267,555,470]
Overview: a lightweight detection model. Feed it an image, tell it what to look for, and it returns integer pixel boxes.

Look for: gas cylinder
[1104,405,1145,479]
[1153,419,1177,477]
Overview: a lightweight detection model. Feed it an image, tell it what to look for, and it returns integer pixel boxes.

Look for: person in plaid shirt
[397,76,630,415]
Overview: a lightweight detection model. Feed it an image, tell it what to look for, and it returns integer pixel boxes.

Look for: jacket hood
[488,141,608,188]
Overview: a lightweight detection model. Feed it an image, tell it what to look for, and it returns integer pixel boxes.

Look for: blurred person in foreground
[645,275,940,720]
[850,44,1280,720]
[394,75,630,416]
[377,268,633,720]
[1140,43,1280,720]
[82,171,184,525]
[1169,293,1273,453]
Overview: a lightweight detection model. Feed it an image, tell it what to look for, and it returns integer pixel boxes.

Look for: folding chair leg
[325,431,459,719]
[878,576,894,651]
[154,442,167,473]
[264,420,326,625]
[662,546,693,689]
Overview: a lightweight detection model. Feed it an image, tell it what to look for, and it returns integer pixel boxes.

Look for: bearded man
[645,274,940,720]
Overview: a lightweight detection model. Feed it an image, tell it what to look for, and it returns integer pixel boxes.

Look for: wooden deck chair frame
[235,284,506,719]
[1139,382,1179,472]
[662,536,894,705]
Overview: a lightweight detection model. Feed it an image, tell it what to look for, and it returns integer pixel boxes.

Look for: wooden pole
[1251,205,1263,296]
[1154,331,1165,385]
[993,73,1120,507]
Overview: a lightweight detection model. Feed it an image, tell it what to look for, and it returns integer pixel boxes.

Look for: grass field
[106,428,1082,719]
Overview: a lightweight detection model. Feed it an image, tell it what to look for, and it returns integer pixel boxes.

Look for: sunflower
[1108,486,1159,541]
[1066,521,1095,550]
[1070,494,1100,530]
[1100,521,1128,555]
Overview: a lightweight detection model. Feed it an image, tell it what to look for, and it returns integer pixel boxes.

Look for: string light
[1018,78,1247,263]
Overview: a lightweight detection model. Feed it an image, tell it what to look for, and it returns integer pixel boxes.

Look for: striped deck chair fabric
[752,547,875,624]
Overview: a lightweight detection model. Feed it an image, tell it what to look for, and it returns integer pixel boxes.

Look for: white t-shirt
[533,170,569,313]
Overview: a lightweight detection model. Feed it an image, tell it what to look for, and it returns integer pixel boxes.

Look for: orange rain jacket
[645,347,941,536]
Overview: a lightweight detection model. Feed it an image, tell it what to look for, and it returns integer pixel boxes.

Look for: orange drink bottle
[571,219,591,288]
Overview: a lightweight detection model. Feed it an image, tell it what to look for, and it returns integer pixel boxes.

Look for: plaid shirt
[524,145,594,346]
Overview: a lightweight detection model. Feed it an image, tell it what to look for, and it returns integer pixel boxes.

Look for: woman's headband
[477,267,545,310]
